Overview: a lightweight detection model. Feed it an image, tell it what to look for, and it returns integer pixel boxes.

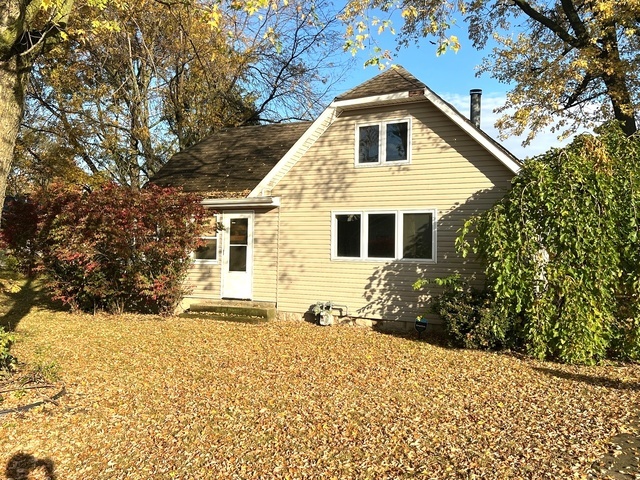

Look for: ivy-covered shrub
[456,123,640,364]
[2,182,205,315]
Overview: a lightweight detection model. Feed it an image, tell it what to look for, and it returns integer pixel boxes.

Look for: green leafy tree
[457,122,640,364]
[342,0,640,142]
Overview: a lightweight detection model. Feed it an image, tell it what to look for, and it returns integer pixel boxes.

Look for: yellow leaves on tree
[342,0,640,144]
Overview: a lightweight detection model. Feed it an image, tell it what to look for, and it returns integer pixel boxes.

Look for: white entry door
[221,212,253,299]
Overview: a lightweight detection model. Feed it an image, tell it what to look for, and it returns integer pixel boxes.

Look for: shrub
[3,182,206,315]
[0,196,39,276]
[0,327,17,372]
[415,276,515,350]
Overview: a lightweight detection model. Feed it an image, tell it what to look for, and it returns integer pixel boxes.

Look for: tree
[19,0,256,189]
[456,122,640,364]
[342,0,640,142]
[0,0,73,218]
[0,0,347,215]
[16,0,347,189]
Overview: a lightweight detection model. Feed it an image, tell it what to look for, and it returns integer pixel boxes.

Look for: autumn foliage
[1,183,204,314]
[0,196,39,275]
[2,314,638,478]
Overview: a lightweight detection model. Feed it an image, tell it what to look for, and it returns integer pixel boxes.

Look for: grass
[0,277,639,479]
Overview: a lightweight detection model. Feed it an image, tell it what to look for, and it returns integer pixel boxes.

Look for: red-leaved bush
[2,183,205,314]
[0,196,39,276]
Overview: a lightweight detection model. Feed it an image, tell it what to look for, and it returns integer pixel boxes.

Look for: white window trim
[193,213,220,264]
[354,117,412,167]
[331,209,437,263]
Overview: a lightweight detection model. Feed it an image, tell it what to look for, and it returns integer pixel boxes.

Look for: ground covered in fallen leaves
[1,307,639,479]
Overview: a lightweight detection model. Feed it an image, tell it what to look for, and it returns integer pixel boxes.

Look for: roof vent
[470,89,482,128]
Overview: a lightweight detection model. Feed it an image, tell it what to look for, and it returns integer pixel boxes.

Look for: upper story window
[356,118,411,166]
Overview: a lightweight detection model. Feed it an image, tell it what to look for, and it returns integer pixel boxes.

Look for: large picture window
[193,213,219,262]
[332,210,436,261]
[357,119,410,166]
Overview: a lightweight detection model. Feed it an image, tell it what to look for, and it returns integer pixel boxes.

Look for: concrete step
[181,300,276,322]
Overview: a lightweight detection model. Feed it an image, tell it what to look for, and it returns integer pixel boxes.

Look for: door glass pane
[368,213,395,258]
[386,122,408,161]
[358,125,379,163]
[403,212,433,259]
[229,218,248,245]
[336,214,361,257]
[229,246,247,271]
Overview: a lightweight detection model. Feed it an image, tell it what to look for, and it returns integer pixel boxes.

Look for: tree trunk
[599,24,638,137]
[604,74,638,136]
[0,55,29,220]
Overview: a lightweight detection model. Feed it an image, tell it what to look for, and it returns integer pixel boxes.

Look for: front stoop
[180,300,277,323]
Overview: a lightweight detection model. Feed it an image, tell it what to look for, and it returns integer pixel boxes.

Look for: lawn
[1,281,639,479]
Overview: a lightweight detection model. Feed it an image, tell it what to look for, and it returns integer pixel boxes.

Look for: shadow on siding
[357,186,503,324]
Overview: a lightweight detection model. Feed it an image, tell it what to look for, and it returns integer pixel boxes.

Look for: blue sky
[330,23,572,160]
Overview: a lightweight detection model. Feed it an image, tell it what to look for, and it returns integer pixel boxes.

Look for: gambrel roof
[152,66,521,202]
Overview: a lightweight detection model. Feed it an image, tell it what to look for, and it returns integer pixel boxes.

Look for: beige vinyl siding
[269,100,514,324]
[186,263,221,299]
[251,208,278,302]
[262,109,336,193]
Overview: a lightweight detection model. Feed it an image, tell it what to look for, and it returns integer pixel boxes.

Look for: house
[151,66,521,330]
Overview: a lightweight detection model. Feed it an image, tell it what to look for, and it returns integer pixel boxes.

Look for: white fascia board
[201,197,281,209]
[331,91,410,109]
[421,89,522,174]
[249,107,338,197]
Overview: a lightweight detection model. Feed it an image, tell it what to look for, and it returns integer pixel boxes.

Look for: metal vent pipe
[470,89,482,128]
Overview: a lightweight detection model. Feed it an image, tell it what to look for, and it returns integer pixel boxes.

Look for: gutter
[201,197,281,209]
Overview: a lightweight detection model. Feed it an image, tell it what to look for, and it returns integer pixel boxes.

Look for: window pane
[195,239,217,260]
[358,125,379,163]
[386,122,408,161]
[202,215,219,237]
[336,214,361,257]
[229,218,248,245]
[368,213,395,258]
[229,245,247,271]
[403,213,433,259]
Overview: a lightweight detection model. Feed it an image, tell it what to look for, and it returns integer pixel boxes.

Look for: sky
[329,23,574,160]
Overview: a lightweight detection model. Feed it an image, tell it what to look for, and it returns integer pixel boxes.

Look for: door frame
[220,211,254,300]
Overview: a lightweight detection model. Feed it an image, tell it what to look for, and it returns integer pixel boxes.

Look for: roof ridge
[335,65,426,101]
[220,120,313,131]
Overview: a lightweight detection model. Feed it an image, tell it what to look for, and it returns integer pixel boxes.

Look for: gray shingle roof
[151,122,312,195]
[335,65,426,101]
